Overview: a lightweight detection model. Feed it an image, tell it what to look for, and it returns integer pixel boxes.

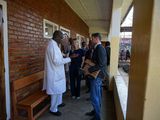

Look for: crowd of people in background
[119,49,131,62]
[43,30,110,120]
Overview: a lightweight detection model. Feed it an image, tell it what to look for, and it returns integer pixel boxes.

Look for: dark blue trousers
[90,77,102,120]
[70,67,81,97]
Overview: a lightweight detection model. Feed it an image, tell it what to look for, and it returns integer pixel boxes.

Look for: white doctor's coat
[43,39,71,95]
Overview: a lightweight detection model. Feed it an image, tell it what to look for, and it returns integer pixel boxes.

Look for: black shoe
[85,110,95,116]
[58,103,66,108]
[50,111,62,116]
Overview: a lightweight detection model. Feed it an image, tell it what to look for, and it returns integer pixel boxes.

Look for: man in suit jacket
[85,33,107,120]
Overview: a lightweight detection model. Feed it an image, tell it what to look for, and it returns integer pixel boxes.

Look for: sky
[121,7,134,38]
[121,7,134,27]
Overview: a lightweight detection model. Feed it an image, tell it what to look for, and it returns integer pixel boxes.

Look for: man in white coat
[43,30,71,116]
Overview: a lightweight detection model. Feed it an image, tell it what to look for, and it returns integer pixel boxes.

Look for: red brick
[8,0,89,83]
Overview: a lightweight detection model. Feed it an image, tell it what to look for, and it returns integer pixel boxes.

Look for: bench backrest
[11,71,44,117]
[12,71,44,91]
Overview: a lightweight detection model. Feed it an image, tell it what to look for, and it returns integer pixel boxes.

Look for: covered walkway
[1,0,160,120]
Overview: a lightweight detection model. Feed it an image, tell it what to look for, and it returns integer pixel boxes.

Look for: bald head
[52,30,63,43]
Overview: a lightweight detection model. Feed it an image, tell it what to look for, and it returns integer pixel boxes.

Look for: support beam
[108,0,122,90]
[126,0,160,120]
[143,1,160,119]
[121,0,133,21]
[120,27,132,32]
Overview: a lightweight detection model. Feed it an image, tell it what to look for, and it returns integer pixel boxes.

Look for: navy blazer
[89,44,108,79]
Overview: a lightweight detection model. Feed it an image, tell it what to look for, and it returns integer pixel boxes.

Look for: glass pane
[53,26,58,33]
[45,23,53,38]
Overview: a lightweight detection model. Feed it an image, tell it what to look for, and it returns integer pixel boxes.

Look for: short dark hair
[91,33,101,41]
[52,30,63,40]
[105,41,110,46]
[81,41,86,47]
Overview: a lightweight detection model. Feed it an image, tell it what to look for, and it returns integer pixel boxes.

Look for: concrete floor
[38,81,116,120]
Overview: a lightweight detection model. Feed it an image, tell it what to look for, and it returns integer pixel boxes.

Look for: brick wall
[7,0,89,81]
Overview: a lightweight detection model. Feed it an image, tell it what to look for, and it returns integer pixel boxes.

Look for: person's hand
[62,53,67,58]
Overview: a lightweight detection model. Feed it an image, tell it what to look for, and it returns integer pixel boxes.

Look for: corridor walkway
[38,81,116,120]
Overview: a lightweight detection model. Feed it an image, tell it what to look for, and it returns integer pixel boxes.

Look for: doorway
[0,5,6,120]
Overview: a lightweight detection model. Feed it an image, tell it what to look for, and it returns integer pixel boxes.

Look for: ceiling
[65,0,113,34]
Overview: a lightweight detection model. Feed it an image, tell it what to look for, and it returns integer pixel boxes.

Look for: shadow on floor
[38,81,116,120]
[102,88,117,120]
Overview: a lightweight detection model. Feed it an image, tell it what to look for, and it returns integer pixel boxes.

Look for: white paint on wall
[0,0,11,119]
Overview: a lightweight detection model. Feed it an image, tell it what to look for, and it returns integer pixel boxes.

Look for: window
[60,26,70,51]
[86,38,89,45]
[76,34,85,48]
[43,19,59,39]
[60,26,70,38]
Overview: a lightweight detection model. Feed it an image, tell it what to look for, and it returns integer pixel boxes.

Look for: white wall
[143,1,160,119]
[0,0,10,119]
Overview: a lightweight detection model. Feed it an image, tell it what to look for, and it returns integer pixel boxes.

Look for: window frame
[43,19,59,39]
[60,26,70,37]
[76,33,85,48]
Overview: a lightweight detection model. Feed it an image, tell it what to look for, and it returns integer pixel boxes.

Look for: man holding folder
[86,33,107,120]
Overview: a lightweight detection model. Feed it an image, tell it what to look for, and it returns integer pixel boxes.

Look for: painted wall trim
[43,19,59,39]
[0,0,10,119]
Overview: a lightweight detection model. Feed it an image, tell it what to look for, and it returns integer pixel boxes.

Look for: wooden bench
[11,71,50,120]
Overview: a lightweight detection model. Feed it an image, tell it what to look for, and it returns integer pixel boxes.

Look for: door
[0,5,6,120]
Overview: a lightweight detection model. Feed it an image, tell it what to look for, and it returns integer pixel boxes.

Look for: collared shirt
[94,42,101,49]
